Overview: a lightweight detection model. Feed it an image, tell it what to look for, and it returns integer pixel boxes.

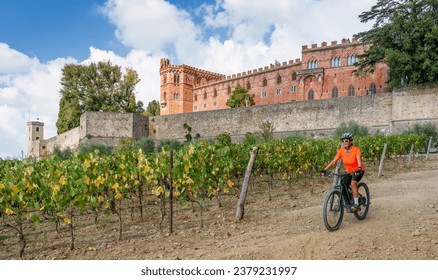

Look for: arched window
[332,87,338,98]
[227,85,231,94]
[174,74,179,83]
[246,81,251,90]
[277,75,282,84]
[292,72,297,81]
[213,88,218,97]
[308,90,314,100]
[308,60,318,69]
[348,85,355,96]
[204,91,207,99]
[263,78,267,87]
[370,83,376,94]
[163,92,167,100]
[173,92,179,100]
[331,57,341,67]
[348,55,358,65]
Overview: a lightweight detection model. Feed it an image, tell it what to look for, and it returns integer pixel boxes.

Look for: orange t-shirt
[335,146,365,173]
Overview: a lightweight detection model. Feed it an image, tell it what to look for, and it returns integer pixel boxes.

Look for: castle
[27,38,438,159]
[159,38,389,115]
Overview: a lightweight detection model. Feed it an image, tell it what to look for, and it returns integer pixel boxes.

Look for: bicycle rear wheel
[322,189,344,231]
[354,182,370,220]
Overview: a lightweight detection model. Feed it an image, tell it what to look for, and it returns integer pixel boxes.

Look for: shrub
[157,139,184,151]
[136,137,155,153]
[78,142,112,155]
[333,121,369,139]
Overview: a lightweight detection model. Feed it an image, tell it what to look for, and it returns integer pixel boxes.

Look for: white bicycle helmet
[340,132,353,141]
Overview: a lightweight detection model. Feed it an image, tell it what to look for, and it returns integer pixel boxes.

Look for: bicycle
[322,171,370,231]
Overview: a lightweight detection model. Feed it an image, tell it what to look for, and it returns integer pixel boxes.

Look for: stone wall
[150,88,438,141]
[29,87,438,158]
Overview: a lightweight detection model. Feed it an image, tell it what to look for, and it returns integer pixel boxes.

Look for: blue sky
[0,0,376,159]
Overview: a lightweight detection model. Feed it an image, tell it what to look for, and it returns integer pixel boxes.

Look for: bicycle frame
[332,173,355,213]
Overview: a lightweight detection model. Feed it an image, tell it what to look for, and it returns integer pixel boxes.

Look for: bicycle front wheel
[322,189,344,231]
[354,182,370,220]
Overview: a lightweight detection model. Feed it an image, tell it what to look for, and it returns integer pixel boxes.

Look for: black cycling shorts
[352,171,365,183]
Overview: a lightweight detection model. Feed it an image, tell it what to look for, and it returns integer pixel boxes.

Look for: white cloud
[0,43,40,74]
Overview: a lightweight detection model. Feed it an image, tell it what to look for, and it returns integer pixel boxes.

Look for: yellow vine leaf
[115,192,122,200]
[5,207,14,215]
[63,218,71,225]
[59,176,67,186]
[227,179,234,188]
[98,195,104,203]
[83,159,91,168]
[119,163,125,170]
[84,176,90,184]
[11,185,19,195]
[0,183,4,190]
[51,184,60,192]
[111,183,119,190]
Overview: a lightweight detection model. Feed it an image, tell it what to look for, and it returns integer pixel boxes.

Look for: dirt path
[1,155,437,260]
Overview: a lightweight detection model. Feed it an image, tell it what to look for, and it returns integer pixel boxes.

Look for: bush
[404,122,438,150]
[333,121,369,139]
[136,137,155,153]
[78,142,112,155]
[242,132,258,146]
[157,139,184,151]
[215,132,232,146]
[53,147,73,160]
[257,121,275,142]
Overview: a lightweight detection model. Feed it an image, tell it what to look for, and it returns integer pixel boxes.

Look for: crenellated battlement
[160,59,225,79]
[301,37,360,51]
[224,58,302,80]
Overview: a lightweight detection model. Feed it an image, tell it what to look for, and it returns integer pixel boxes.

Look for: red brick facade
[159,38,389,115]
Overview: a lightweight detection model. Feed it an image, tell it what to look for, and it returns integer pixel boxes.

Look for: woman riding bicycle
[321,133,365,211]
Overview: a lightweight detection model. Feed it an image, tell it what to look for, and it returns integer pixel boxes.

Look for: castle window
[213,101,217,107]
[227,85,231,94]
[213,89,217,97]
[331,57,341,67]
[163,92,167,100]
[348,55,358,65]
[164,75,167,84]
[261,91,267,98]
[307,60,318,69]
[173,74,180,84]
[36,127,39,132]
[291,85,297,92]
[36,137,40,140]
[308,90,314,100]
[204,91,207,99]
[203,103,207,108]
[194,105,198,111]
[292,72,297,81]
[173,92,179,100]
[263,78,267,87]
[370,83,376,94]
[194,94,197,101]
[348,85,355,96]
[332,87,338,98]
[276,88,281,95]
[246,81,251,90]
[277,75,282,84]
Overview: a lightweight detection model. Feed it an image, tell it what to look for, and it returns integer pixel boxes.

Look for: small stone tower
[27,120,44,157]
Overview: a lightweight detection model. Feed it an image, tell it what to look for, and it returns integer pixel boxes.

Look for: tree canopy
[226,85,255,108]
[145,100,160,116]
[354,0,438,89]
[56,61,144,134]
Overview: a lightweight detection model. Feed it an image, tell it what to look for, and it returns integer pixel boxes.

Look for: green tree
[333,121,369,139]
[354,0,438,89]
[56,61,143,134]
[145,100,160,116]
[226,85,255,108]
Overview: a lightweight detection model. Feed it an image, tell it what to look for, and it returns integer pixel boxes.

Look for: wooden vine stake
[378,143,388,177]
[169,150,174,234]
[407,143,414,168]
[425,137,433,160]
[236,147,258,221]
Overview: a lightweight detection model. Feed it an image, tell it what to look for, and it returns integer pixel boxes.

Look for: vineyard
[0,134,429,258]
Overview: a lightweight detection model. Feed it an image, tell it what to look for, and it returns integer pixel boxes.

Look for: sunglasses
[342,140,350,143]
